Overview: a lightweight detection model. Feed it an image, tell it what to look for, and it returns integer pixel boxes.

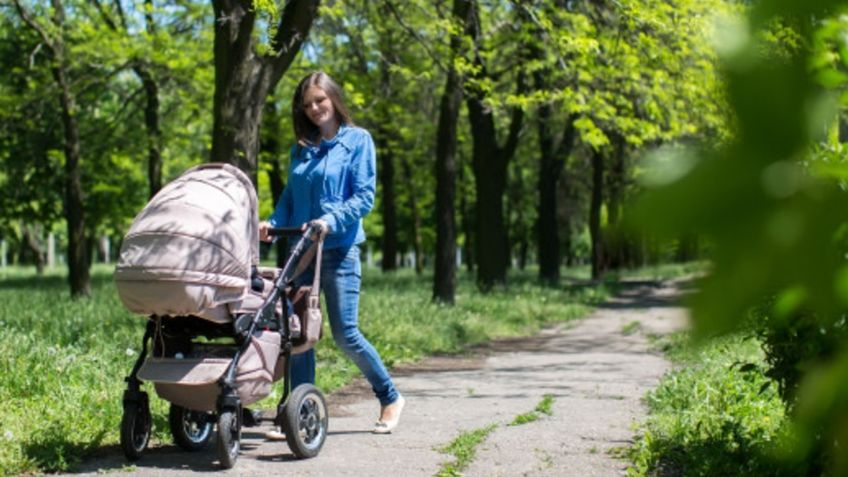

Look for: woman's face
[302,85,337,131]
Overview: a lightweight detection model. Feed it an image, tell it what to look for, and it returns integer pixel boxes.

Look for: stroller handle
[267,224,308,238]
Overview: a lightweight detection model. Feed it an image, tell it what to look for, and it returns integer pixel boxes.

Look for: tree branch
[384,0,449,74]
[90,0,118,31]
[12,0,55,54]
[501,70,526,161]
[267,0,319,85]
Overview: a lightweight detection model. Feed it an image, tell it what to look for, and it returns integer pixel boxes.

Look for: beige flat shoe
[264,429,286,441]
[373,395,405,434]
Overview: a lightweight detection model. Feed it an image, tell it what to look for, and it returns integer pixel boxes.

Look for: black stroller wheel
[216,409,240,469]
[169,404,213,451]
[120,395,151,461]
[282,384,328,458]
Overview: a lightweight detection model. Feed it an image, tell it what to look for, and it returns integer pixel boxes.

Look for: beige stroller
[114,163,327,468]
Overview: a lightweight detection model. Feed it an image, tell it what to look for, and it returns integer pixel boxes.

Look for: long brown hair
[291,71,354,145]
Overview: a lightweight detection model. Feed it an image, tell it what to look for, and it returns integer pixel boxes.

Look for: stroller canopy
[115,163,259,316]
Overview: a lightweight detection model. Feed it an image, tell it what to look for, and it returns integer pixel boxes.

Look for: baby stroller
[114,163,328,468]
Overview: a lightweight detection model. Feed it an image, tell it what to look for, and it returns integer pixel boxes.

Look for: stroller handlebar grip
[267,224,308,237]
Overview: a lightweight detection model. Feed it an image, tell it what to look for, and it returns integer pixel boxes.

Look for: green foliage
[508,394,555,426]
[436,424,498,477]
[628,334,792,477]
[633,1,848,472]
[748,302,848,411]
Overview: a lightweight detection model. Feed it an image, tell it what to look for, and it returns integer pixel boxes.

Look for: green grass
[509,394,555,426]
[626,332,792,477]
[436,424,498,476]
[612,260,709,281]
[0,263,608,476]
[621,320,642,335]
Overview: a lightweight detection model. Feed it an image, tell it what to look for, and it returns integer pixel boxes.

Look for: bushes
[627,334,790,477]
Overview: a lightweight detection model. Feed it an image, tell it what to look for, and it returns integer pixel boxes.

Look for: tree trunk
[375,125,398,272]
[210,0,319,176]
[590,149,605,281]
[432,0,470,304]
[58,10,89,296]
[260,101,288,267]
[14,0,92,296]
[141,0,162,198]
[400,157,423,275]
[605,136,625,270]
[22,225,46,275]
[536,105,573,284]
[464,0,525,292]
[136,66,163,198]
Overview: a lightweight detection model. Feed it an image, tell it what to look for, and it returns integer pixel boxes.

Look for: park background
[2,0,848,475]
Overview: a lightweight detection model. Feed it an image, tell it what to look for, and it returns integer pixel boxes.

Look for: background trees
[1,0,725,296]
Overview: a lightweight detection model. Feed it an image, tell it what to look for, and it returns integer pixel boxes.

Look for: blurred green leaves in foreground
[634,0,848,472]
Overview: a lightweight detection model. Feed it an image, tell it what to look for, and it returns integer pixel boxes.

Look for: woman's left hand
[309,219,329,240]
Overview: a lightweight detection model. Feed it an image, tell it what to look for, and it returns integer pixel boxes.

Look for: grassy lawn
[0,263,610,475]
[626,332,792,476]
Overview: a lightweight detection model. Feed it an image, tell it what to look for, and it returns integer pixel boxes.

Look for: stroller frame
[120,225,327,468]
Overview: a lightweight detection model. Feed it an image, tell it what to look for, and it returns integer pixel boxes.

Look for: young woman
[259,71,404,433]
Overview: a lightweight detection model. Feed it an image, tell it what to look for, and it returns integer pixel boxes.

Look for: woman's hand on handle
[259,221,272,242]
[309,219,329,240]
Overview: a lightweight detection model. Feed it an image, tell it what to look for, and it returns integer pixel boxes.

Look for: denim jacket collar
[307,124,354,155]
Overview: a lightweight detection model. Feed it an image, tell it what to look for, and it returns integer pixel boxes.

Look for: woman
[259,71,404,434]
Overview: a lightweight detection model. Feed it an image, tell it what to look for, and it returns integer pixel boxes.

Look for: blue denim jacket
[268,124,376,250]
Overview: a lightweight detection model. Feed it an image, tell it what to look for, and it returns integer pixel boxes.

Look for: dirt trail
[71,279,689,477]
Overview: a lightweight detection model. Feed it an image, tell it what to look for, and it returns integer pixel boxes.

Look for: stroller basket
[138,330,280,412]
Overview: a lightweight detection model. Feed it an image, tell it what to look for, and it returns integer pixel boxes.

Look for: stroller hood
[115,163,259,316]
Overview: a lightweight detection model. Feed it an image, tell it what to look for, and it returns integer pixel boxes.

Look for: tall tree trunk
[14,0,90,296]
[210,0,319,176]
[400,157,423,275]
[137,67,162,198]
[376,129,398,271]
[464,0,525,291]
[461,189,474,273]
[373,4,399,272]
[590,149,605,280]
[260,101,288,267]
[536,106,557,280]
[22,225,46,275]
[537,101,575,283]
[270,154,288,268]
[606,136,625,270]
[141,0,161,197]
[432,0,470,304]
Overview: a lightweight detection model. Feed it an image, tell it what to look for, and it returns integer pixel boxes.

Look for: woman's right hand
[259,221,272,242]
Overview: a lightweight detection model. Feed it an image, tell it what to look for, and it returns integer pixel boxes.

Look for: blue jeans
[288,245,399,406]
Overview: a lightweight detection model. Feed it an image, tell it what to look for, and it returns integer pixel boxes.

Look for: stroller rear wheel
[169,404,213,451]
[120,393,151,461]
[216,409,240,469]
[282,384,328,458]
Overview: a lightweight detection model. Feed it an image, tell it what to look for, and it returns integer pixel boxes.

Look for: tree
[13,0,90,296]
[432,0,470,303]
[210,0,319,176]
[462,0,526,291]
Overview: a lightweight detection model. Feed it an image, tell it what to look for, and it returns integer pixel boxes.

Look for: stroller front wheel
[282,384,328,458]
[169,404,213,451]
[120,394,151,461]
[216,409,240,469]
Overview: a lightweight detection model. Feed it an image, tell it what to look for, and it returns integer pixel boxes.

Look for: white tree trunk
[47,233,55,268]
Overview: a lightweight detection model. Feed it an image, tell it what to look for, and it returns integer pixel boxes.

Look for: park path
[71,279,689,477]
